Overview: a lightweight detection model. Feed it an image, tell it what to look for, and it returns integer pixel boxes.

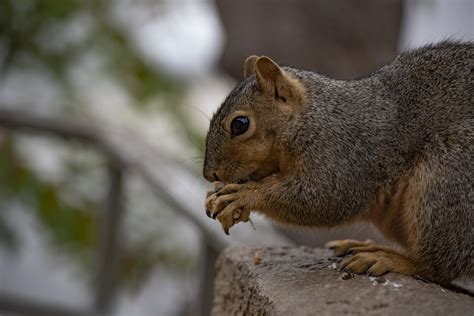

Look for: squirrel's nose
[203,167,220,182]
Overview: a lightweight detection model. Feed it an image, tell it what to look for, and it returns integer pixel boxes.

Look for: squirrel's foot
[204,183,252,235]
[325,239,401,257]
[325,239,375,256]
[340,250,417,277]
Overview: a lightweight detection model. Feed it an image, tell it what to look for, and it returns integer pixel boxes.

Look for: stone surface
[213,246,474,315]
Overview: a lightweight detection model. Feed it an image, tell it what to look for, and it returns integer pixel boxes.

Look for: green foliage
[0,137,95,260]
[0,0,200,293]
[0,0,204,147]
[0,0,78,76]
[0,0,183,104]
[0,136,195,291]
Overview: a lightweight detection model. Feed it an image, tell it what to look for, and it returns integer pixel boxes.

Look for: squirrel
[203,41,473,284]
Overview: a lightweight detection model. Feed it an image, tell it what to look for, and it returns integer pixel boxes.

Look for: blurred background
[0,0,472,315]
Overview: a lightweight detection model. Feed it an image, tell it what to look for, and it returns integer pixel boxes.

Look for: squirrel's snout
[203,171,220,182]
[204,171,219,182]
[203,163,220,182]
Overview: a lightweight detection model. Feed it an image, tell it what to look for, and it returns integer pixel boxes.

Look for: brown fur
[359,160,434,257]
[335,161,435,278]
[363,163,426,251]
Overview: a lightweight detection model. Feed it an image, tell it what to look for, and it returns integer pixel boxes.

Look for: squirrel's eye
[230,116,249,138]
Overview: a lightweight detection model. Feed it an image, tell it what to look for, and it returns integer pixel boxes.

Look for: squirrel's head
[203,56,306,183]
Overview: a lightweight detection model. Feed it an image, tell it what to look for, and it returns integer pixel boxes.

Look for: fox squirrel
[203,41,473,284]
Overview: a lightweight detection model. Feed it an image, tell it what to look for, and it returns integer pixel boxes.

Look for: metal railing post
[198,242,219,316]
[93,160,124,315]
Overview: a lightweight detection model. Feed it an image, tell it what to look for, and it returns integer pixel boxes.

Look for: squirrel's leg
[405,136,473,283]
[207,172,368,234]
[339,134,473,282]
[205,174,302,234]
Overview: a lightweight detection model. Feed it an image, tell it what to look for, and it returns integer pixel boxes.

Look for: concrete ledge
[213,246,474,315]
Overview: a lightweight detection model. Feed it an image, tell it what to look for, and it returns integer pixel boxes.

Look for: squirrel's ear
[243,55,259,78]
[255,56,305,104]
[255,57,282,94]
[255,56,299,102]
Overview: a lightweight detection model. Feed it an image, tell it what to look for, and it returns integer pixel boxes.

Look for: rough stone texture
[213,246,474,316]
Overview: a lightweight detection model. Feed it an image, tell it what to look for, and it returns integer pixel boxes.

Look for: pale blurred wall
[216,0,403,80]
[400,0,474,49]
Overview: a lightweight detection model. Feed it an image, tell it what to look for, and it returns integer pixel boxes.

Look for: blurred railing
[0,108,292,316]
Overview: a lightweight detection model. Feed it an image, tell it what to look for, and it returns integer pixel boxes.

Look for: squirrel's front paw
[204,183,252,235]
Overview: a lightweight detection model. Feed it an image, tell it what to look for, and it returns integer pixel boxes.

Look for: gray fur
[204,41,473,282]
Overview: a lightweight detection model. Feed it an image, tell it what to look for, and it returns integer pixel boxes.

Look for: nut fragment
[375,276,386,283]
[233,209,242,220]
[340,272,354,280]
[249,218,256,230]
[214,181,226,192]
[253,251,262,265]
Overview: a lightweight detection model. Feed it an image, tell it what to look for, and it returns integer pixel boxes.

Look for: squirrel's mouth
[236,169,278,184]
[236,172,261,184]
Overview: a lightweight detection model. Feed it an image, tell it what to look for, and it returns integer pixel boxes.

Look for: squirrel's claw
[211,194,237,218]
[206,182,253,235]
[325,239,375,257]
[340,250,417,277]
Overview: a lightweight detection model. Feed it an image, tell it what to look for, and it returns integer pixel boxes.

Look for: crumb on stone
[253,251,262,265]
